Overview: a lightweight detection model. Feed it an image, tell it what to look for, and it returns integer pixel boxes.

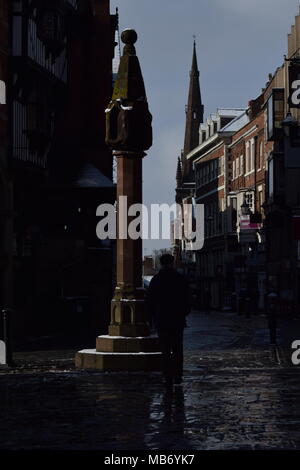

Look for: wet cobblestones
[0,312,299,450]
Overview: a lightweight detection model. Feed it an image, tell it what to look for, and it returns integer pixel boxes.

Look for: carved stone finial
[106,29,152,152]
[121,29,138,55]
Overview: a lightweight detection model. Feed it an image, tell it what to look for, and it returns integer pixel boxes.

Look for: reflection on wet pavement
[0,312,299,450]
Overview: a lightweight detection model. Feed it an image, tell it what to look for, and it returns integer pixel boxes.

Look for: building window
[259,142,263,169]
[267,94,274,140]
[246,142,250,173]
[219,198,224,233]
[231,197,237,231]
[268,159,274,198]
[251,139,255,171]
[218,158,221,176]
[266,89,284,141]
[213,159,217,179]
[210,161,214,181]
[259,189,263,209]
[232,159,236,179]
[240,154,244,176]
[245,193,254,211]
[236,158,240,178]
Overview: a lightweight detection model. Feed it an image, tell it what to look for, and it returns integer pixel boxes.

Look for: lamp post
[282,112,298,138]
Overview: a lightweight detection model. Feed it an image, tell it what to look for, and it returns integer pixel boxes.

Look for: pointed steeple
[182,40,204,179]
[191,39,199,81]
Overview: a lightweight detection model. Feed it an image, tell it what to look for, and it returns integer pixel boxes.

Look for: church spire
[182,40,204,179]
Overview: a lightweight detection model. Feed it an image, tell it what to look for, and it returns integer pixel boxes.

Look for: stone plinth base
[75,292,162,371]
[75,349,162,371]
[108,324,150,338]
[96,335,160,353]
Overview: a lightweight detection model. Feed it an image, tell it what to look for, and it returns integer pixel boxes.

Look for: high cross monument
[76,30,162,370]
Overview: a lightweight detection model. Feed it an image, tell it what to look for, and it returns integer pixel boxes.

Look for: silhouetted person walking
[147,254,191,391]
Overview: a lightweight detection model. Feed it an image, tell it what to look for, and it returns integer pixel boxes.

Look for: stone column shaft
[116,154,143,289]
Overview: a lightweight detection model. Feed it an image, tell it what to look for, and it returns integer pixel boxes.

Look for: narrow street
[0,311,299,450]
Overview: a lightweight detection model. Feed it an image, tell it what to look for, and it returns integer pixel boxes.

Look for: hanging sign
[289,63,300,108]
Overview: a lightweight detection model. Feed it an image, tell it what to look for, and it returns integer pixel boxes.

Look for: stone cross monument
[76,30,162,370]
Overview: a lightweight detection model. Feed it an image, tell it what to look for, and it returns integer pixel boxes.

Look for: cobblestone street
[0,311,300,451]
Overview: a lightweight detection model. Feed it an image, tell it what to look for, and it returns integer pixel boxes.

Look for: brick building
[0,0,118,346]
[179,8,300,315]
[263,10,300,315]
[0,0,13,318]
[187,108,248,309]
[174,41,204,303]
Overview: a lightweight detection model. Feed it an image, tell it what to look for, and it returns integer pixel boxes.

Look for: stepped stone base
[96,335,160,353]
[75,297,162,371]
[108,324,149,337]
[75,349,162,371]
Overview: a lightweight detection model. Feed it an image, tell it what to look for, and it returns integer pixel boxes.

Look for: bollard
[0,309,13,366]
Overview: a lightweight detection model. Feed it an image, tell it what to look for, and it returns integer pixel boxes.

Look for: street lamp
[282,112,298,138]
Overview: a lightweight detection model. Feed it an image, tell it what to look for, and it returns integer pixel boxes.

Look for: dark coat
[147,267,191,330]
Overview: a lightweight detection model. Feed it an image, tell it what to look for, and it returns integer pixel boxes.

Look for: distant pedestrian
[147,254,191,391]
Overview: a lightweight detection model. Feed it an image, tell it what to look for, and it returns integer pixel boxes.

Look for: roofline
[187,133,219,160]
[228,125,258,148]
[193,141,224,165]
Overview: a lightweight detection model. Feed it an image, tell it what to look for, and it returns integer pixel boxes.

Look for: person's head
[159,253,174,268]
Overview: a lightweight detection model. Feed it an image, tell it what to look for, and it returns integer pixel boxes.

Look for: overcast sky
[110,0,300,254]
